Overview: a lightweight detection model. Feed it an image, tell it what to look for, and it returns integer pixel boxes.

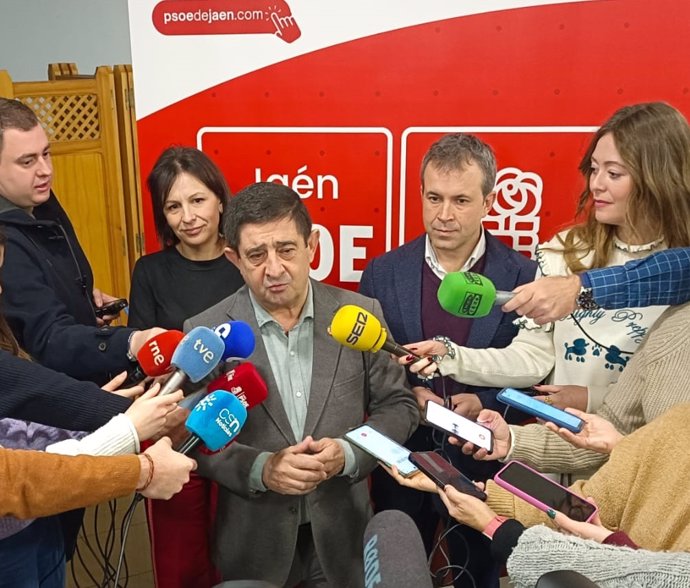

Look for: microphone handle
[176,433,201,455]
[494,290,515,306]
[158,369,188,396]
[382,340,422,360]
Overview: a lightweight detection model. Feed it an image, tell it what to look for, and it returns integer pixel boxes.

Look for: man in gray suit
[185,182,419,587]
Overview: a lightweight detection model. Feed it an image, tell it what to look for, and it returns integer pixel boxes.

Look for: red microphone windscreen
[137,330,185,377]
[207,362,268,410]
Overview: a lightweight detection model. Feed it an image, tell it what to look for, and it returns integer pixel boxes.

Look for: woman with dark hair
[128,146,243,330]
[128,146,244,588]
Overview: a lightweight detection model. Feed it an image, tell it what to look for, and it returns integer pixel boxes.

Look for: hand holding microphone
[138,437,197,500]
[438,271,515,318]
[124,384,184,442]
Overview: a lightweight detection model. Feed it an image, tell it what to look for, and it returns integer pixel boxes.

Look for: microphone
[176,390,248,454]
[329,305,421,359]
[213,320,256,360]
[437,271,514,318]
[363,510,433,588]
[122,330,185,387]
[207,362,268,410]
[158,326,225,396]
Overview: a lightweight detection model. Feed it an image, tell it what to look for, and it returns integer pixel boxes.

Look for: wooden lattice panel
[20,93,100,143]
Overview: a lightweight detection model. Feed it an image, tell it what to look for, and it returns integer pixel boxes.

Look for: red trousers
[147,473,220,588]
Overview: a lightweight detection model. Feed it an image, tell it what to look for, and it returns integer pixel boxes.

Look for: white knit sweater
[508,526,690,588]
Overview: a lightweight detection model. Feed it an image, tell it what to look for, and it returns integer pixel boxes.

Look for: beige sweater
[510,301,690,473]
[488,401,690,551]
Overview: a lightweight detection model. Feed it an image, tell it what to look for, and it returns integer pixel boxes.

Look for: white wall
[0,0,131,81]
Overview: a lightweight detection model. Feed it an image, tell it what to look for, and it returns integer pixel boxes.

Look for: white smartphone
[424,401,494,452]
[344,424,419,477]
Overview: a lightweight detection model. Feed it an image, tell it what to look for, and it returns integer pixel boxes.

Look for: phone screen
[495,461,596,522]
[424,401,493,451]
[345,425,418,477]
[498,388,584,432]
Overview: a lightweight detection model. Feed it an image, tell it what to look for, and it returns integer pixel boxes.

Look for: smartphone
[410,451,487,501]
[344,424,419,477]
[424,401,494,452]
[496,387,584,433]
[494,461,597,522]
[95,298,128,318]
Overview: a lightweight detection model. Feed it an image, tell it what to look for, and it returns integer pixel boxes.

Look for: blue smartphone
[496,388,584,433]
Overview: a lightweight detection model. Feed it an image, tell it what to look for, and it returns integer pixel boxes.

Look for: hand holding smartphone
[424,400,494,452]
[497,387,584,433]
[409,451,486,500]
[493,461,597,522]
[344,424,418,477]
[95,298,128,318]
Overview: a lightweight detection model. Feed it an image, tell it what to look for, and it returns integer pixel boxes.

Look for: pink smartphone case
[493,460,597,522]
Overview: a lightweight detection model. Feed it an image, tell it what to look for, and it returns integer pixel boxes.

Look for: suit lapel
[302,281,342,438]
[397,237,426,343]
[225,290,296,445]
[467,234,519,349]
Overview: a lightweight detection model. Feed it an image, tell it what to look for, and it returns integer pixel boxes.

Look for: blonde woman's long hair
[550,102,690,271]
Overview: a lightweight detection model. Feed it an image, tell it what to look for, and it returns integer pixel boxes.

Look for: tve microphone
[329,305,421,359]
[207,362,268,410]
[213,320,256,360]
[122,330,185,387]
[158,326,225,396]
[363,510,433,588]
[176,390,248,454]
[438,271,514,318]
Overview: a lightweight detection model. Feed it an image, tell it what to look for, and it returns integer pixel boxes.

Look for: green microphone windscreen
[437,272,497,318]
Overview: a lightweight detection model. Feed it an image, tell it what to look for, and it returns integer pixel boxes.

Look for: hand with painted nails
[549,499,613,543]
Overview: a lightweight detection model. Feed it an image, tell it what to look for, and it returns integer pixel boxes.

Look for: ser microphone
[176,390,248,454]
[158,326,225,396]
[122,330,185,387]
[438,271,515,318]
[213,320,256,360]
[363,510,433,588]
[329,305,421,359]
[207,362,268,410]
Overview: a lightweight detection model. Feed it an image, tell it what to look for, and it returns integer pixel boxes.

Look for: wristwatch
[575,286,599,311]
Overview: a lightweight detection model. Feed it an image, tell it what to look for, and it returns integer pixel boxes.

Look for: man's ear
[483,191,496,216]
[224,246,240,268]
[307,228,320,263]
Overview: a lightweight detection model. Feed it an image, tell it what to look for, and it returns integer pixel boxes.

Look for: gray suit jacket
[186,279,419,587]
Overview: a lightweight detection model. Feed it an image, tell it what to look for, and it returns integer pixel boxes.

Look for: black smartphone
[424,400,494,452]
[410,451,487,501]
[494,461,597,522]
[95,298,128,318]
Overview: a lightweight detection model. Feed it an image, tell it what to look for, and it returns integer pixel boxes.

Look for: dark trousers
[370,426,501,588]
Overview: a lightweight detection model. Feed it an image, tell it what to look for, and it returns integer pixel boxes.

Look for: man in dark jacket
[360,133,537,588]
[0,97,160,383]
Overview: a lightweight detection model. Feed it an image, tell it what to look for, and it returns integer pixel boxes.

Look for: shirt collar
[248,281,315,329]
[424,228,487,279]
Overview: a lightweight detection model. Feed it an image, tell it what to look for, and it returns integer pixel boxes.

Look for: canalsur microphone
[176,390,248,454]
[207,362,268,410]
[438,271,515,318]
[329,305,421,359]
[363,510,433,588]
[213,320,256,360]
[122,330,185,387]
[158,326,225,396]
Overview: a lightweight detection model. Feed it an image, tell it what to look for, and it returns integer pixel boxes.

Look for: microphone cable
[110,495,139,588]
[568,311,636,356]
